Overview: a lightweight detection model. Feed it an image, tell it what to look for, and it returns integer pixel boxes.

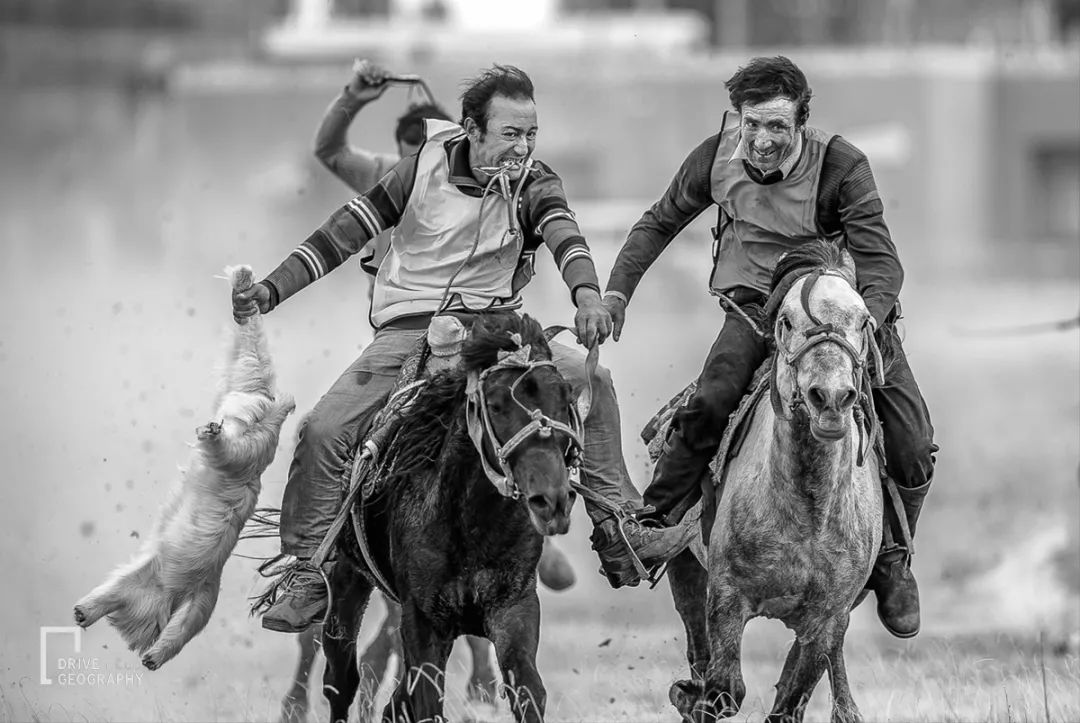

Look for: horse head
[461,313,579,536]
[766,241,878,443]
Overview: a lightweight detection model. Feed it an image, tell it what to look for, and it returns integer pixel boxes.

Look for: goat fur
[73,266,295,670]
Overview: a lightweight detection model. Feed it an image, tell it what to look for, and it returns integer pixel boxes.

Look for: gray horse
[667,243,884,723]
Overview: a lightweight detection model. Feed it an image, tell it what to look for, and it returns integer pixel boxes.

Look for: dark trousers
[643,303,938,538]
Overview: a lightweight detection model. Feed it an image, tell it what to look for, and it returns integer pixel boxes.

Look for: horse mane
[459,312,552,373]
[765,240,856,325]
[378,312,552,486]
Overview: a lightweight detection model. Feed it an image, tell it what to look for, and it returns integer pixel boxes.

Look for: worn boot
[261,560,331,633]
[591,515,695,588]
[642,428,717,526]
[869,479,932,638]
[867,547,919,637]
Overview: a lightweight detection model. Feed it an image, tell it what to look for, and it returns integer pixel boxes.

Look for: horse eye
[780,315,792,332]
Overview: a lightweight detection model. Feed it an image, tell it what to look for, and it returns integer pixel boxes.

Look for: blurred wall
[167,48,1080,274]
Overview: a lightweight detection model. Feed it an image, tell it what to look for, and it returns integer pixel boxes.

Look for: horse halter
[465,339,584,499]
[770,269,886,463]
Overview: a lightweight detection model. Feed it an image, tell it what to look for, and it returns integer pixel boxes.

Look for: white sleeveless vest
[370,120,524,327]
[709,121,834,295]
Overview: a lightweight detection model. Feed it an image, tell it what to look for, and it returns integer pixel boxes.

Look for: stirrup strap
[309,458,365,571]
[883,476,914,557]
[572,480,663,585]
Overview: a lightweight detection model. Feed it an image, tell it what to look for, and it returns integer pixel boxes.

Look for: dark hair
[725,56,812,127]
[459,64,535,134]
[395,102,452,148]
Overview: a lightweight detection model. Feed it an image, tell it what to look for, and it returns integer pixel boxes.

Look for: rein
[769,269,885,466]
[465,339,584,498]
[436,155,534,316]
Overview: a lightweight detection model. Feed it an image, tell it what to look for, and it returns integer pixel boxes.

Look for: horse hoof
[669,679,703,721]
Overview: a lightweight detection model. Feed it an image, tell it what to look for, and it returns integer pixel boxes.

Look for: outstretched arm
[602,135,717,338]
[604,135,717,305]
[520,164,609,346]
[232,154,418,320]
[313,60,400,193]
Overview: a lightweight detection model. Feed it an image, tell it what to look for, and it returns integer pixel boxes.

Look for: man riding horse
[233,64,691,634]
[602,56,938,638]
[310,58,576,592]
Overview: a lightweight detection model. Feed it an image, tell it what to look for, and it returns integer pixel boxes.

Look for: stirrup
[612,515,669,587]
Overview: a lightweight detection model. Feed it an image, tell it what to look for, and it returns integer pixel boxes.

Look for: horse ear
[838,248,858,286]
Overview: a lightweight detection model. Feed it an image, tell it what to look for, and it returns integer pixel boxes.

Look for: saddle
[301,316,469,602]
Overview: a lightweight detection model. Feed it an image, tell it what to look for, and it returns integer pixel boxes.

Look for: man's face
[739,97,800,174]
[397,140,421,158]
[466,94,537,182]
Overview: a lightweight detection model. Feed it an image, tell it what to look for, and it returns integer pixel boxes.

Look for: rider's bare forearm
[314,90,398,193]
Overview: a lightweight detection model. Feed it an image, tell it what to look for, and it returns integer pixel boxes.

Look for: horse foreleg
[383,602,453,723]
[666,548,710,723]
[322,564,373,723]
[486,592,545,723]
[668,548,710,679]
[767,632,830,723]
[822,612,861,723]
[280,625,321,723]
[357,598,402,706]
[700,578,750,722]
[465,635,498,703]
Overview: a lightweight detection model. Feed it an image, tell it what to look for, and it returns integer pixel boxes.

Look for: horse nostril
[807,386,827,411]
[839,388,858,410]
[527,494,552,517]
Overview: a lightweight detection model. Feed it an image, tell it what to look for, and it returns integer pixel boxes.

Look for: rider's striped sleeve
[260,154,418,309]
[520,162,601,305]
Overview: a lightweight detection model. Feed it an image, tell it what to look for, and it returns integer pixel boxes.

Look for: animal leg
[822,612,861,723]
[279,624,321,723]
[382,602,453,723]
[768,633,830,722]
[73,575,128,628]
[486,593,545,723]
[700,579,750,721]
[666,548,710,723]
[465,635,498,703]
[141,590,215,670]
[356,598,402,722]
[323,564,374,723]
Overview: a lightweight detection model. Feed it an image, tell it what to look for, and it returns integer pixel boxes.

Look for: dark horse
[666,242,885,722]
[322,312,581,723]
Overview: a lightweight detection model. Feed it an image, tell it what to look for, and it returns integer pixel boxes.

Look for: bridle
[769,269,885,465]
[465,340,584,498]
